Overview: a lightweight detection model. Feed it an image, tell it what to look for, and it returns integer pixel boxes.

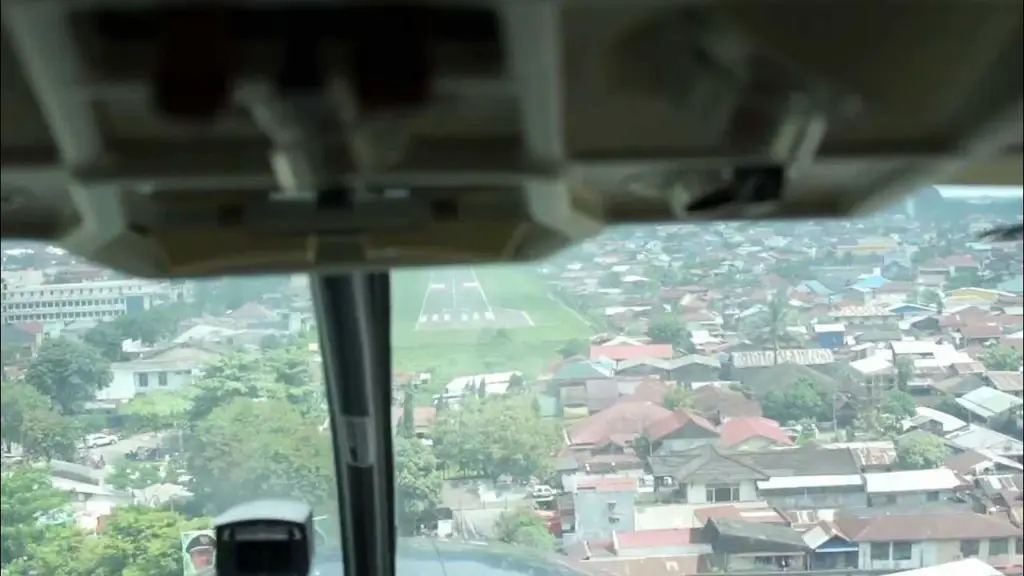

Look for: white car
[531,485,556,499]
[84,434,119,448]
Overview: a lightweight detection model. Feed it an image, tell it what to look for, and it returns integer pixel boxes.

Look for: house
[646,410,720,454]
[649,445,862,504]
[590,344,674,363]
[946,425,1024,465]
[704,517,810,572]
[563,476,638,544]
[102,344,222,402]
[986,372,1024,399]
[956,387,1024,425]
[664,355,721,383]
[552,358,616,382]
[814,323,847,349]
[717,417,794,450]
[832,507,1021,573]
[757,474,867,509]
[890,303,938,317]
[566,401,673,451]
[804,520,861,571]
[863,469,969,507]
[649,445,766,504]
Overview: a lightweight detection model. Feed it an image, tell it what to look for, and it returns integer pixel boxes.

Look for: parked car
[83,433,119,448]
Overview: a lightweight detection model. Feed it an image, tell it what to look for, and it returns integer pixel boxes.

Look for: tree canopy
[432,395,560,482]
[24,337,112,414]
[896,434,951,470]
[4,498,210,576]
[661,386,693,412]
[1,467,73,566]
[979,345,1024,372]
[1,381,81,461]
[393,436,443,535]
[185,397,336,515]
[761,378,832,424]
[493,509,555,551]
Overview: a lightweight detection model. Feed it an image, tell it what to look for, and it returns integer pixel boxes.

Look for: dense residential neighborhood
[2,187,1024,576]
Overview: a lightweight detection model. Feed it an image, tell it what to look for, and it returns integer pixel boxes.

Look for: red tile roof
[718,417,794,448]
[834,510,1020,542]
[645,410,718,442]
[568,401,672,447]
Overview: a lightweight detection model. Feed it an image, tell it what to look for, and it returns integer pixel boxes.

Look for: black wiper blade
[313,272,396,576]
[979,222,1024,242]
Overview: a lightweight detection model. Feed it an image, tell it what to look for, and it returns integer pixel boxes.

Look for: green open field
[390,264,592,387]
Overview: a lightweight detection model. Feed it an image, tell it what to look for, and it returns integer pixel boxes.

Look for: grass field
[390,264,592,386]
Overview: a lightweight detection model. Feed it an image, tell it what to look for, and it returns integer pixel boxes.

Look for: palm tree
[758,290,792,364]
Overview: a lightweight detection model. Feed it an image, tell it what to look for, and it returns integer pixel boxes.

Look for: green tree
[979,346,1024,371]
[1,467,72,566]
[662,386,693,411]
[186,397,336,515]
[1,381,52,451]
[19,409,81,462]
[119,391,192,435]
[648,317,693,352]
[432,395,560,482]
[881,390,917,420]
[895,434,950,470]
[394,436,443,535]
[91,507,209,576]
[1,381,81,461]
[493,509,555,551]
[935,396,971,422]
[894,356,915,391]
[24,337,112,414]
[185,349,321,423]
[761,378,831,424]
[7,506,211,576]
[83,304,192,361]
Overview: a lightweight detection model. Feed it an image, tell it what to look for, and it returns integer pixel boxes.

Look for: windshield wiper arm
[313,271,396,576]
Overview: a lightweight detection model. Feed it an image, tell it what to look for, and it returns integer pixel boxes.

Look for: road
[82,432,167,476]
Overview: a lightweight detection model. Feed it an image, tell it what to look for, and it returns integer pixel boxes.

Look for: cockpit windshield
[1,186,1023,576]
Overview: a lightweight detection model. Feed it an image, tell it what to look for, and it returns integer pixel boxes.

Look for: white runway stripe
[485,312,495,320]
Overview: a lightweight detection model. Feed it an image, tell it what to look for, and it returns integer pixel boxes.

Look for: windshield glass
[2,186,1023,576]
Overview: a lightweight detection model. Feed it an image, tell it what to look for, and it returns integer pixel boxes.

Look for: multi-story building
[1,279,178,324]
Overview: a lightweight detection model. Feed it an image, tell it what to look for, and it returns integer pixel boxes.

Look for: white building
[1,279,177,324]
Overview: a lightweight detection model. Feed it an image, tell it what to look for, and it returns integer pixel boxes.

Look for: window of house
[1016,538,1023,555]
[886,494,897,504]
[989,538,1009,556]
[138,373,149,387]
[960,539,980,557]
[892,542,913,561]
[158,371,168,387]
[706,484,740,503]
[870,543,890,561]
[925,491,939,502]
